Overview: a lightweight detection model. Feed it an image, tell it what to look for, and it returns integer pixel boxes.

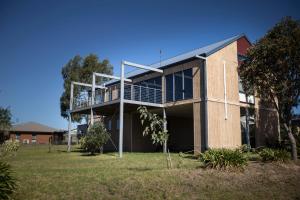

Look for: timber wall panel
[205,41,241,149]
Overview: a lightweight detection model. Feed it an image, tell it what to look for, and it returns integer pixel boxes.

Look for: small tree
[0,107,12,131]
[82,121,109,155]
[137,106,168,150]
[239,17,300,160]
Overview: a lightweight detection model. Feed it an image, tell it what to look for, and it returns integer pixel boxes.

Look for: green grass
[6,145,300,200]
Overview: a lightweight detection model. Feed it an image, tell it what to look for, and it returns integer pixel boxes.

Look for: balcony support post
[91,73,96,125]
[119,61,125,158]
[67,82,74,152]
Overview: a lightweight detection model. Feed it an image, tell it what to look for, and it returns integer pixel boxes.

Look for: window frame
[165,68,193,102]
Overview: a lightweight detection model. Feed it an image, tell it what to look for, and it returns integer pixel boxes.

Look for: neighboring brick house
[69,34,279,153]
[9,122,64,144]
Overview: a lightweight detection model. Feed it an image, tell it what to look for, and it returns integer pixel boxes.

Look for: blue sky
[0,0,299,129]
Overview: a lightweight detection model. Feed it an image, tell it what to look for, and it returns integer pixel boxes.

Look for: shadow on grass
[127,167,153,172]
[56,148,87,153]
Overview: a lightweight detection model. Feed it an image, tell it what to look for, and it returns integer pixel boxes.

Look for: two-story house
[69,34,279,155]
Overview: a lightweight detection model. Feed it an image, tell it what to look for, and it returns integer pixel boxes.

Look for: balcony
[73,83,162,110]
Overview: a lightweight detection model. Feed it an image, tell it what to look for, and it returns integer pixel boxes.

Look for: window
[175,71,183,100]
[165,68,193,102]
[166,74,174,102]
[107,119,112,131]
[183,68,193,99]
[32,133,37,143]
[116,119,120,130]
[238,76,245,93]
[15,133,20,141]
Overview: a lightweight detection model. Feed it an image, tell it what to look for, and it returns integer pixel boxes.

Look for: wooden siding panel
[205,41,241,149]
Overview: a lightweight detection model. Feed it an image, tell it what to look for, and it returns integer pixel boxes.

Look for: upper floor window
[116,119,120,130]
[107,119,112,131]
[166,74,174,102]
[165,68,193,102]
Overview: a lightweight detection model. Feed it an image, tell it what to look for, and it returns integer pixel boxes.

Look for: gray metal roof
[106,34,248,85]
[11,122,59,133]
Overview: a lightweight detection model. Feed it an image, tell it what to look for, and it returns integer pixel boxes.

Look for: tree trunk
[284,123,298,161]
[163,140,167,153]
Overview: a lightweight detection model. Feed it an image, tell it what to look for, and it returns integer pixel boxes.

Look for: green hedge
[258,148,290,162]
[199,148,247,170]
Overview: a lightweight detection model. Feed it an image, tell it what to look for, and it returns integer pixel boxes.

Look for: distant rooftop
[11,121,63,133]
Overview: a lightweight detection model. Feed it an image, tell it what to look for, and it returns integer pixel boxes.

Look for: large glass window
[183,68,193,99]
[165,68,193,102]
[166,74,173,102]
[175,71,183,100]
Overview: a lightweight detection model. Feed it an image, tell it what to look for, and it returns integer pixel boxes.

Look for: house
[69,34,279,154]
[9,122,65,144]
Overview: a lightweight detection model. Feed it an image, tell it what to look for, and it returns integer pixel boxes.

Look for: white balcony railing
[73,83,162,110]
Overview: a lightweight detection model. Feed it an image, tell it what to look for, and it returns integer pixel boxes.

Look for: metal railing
[73,83,162,110]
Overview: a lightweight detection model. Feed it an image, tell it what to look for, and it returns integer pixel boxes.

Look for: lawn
[6,145,300,200]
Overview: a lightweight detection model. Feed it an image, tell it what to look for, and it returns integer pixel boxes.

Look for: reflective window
[165,68,193,102]
[166,74,173,102]
[175,71,183,100]
[183,69,193,99]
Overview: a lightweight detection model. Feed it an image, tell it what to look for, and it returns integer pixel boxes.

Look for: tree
[81,121,110,155]
[239,17,300,160]
[60,54,113,122]
[0,107,12,131]
[137,106,168,149]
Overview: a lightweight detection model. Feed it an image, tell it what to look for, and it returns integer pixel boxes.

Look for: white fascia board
[123,60,163,73]
[195,55,207,60]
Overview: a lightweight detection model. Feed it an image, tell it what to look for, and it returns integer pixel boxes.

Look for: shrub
[0,140,20,157]
[82,122,110,155]
[258,148,290,162]
[238,144,251,153]
[199,148,247,170]
[0,161,17,200]
[79,137,87,150]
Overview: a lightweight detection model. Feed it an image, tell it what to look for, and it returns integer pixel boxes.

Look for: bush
[199,148,247,170]
[238,144,251,153]
[82,122,110,155]
[0,161,17,200]
[258,148,290,162]
[0,140,20,157]
[78,137,87,150]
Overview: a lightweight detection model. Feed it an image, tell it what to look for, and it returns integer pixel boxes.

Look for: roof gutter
[195,55,208,151]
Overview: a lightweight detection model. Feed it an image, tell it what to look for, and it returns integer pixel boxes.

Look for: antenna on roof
[160,49,162,68]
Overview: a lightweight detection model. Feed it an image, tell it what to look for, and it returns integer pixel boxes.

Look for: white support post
[123,60,163,73]
[119,62,125,158]
[94,72,132,82]
[163,108,167,153]
[68,82,74,152]
[91,74,95,125]
[223,60,228,120]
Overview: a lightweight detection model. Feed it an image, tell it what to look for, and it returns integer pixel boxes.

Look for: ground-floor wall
[100,102,280,152]
[103,110,195,152]
[206,102,242,149]
[103,113,157,152]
